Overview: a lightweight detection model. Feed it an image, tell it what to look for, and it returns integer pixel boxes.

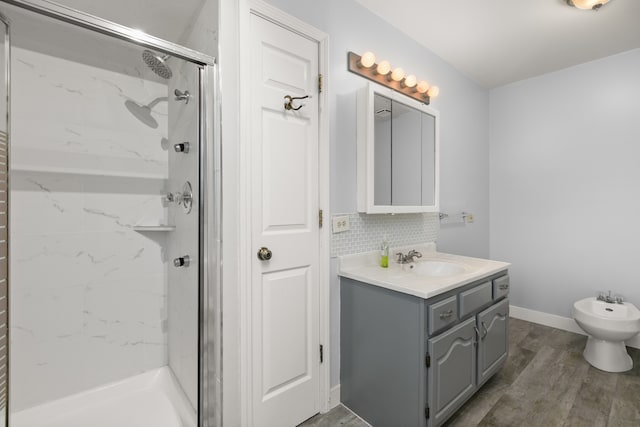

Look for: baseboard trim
[329,385,341,409]
[509,304,640,349]
[342,403,373,427]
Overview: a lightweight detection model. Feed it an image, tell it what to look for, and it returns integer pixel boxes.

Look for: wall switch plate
[332,215,350,233]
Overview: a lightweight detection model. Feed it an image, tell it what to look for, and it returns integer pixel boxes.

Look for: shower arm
[147,96,169,108]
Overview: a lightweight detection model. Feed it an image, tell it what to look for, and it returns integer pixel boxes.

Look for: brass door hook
[284,95,310,111]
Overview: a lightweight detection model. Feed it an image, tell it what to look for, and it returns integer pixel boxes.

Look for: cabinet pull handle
[481,321,488,338]
[439,310,453,319]
[475,323,488,340]
[499,284,509,290]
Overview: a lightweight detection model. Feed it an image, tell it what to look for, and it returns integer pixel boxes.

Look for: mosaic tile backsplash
[331,212,439,257]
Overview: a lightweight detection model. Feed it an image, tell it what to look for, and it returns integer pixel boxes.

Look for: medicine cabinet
[357,82,440,213]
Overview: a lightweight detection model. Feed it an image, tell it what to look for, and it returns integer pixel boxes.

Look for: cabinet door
[427,317,476,426]
[477,298,509,386]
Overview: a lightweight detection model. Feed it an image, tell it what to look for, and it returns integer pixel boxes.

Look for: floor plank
[300,318,640,427]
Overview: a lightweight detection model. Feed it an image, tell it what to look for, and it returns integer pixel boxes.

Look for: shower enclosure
[0,0,220,426]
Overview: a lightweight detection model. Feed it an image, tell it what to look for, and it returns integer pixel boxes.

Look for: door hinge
[425,407,430,419]
[319,209,323,228]
[318,74,323,93]
[320,344,324,363]
[425,352,431,368]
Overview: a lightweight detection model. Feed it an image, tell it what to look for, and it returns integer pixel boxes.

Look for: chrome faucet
[597,290,624,304]
[396,250,423,264]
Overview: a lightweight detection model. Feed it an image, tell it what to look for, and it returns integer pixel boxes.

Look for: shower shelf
[11,148,169,180]
[133,225,176,232]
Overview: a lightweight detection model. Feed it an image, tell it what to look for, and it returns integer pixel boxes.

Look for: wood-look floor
[299,318,640,427]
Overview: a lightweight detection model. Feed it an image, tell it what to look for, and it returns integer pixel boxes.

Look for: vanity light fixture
[376,60,391,76]
[348,51,439,105]
[390,67,405,82]
[416,80,430,94]
[403,74,417,89]
[566,0,610,10]
[359,51,376,68]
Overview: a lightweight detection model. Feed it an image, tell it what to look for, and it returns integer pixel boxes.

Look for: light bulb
[416,80,430,94]
[359,51,375,68]
[391,67,405,82]
[376,60,391,75]
[568,0,609,9]
[403,74,417,88]
[427,86,440,98]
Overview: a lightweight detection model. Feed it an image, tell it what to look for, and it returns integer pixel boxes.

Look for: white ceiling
[355,0,640,88]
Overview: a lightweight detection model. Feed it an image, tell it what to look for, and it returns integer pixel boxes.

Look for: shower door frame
[0,9,9,426]
[0,0,221,426]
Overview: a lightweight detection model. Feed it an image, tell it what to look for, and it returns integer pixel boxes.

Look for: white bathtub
[11,366,196,427]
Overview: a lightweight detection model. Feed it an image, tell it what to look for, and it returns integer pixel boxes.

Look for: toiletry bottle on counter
[380,236,389,268]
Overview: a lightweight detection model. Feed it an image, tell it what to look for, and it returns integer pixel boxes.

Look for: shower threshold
[11,366,196,427]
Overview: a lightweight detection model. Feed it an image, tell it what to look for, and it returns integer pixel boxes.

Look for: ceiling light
[566,0,610,10]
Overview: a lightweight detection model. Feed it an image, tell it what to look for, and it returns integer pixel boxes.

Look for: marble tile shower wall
[331,212,440,257]
[10,47,170,410]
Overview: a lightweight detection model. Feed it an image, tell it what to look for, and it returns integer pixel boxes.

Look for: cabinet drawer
[428,296,458,335]
[493,275,510,300]
[459,281,492,318]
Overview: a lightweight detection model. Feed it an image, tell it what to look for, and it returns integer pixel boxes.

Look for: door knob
[174,255,191,268]
[257,247,272,261]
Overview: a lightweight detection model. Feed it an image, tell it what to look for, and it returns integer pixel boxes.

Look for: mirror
[358,82,439,213]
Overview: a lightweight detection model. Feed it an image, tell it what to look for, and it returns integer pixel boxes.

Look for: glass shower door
[0,2,216,426]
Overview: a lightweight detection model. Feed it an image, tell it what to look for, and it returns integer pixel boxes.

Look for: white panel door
[249,13,320,427]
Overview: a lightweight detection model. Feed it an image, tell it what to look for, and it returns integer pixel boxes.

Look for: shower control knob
[257,247,272,261]
[173,255,191,268]
[174,89,191,104]
[174,142,190,153]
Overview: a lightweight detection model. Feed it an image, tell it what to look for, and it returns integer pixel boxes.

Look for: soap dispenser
[380,235,389,268]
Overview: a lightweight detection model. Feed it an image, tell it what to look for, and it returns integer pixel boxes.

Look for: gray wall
[264,0,491,388]
[490,49,640,316]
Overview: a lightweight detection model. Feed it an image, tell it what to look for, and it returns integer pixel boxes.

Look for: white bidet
[572,297,640,372]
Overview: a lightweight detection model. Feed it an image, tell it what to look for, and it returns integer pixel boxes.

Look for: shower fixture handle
[174,142,190,153]
[165,182,193,214]
[174,89,191,104]
[173,255,191,268]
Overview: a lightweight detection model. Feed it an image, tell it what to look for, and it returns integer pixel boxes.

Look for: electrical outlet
[332,215,350,233]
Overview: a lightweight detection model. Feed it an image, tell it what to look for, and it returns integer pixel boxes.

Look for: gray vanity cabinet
[427,317,477,426]
[341,271,510,427]
[477,298,509,386]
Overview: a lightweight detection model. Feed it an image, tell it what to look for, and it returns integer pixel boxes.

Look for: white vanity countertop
[338,243,511,300]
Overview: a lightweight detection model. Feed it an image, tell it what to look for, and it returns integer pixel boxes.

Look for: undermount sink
[407,260,466,277]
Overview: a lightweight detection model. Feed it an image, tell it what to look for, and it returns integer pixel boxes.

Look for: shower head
[142,49,173,80]
[125,99,158,129]
[124,96,168,129]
